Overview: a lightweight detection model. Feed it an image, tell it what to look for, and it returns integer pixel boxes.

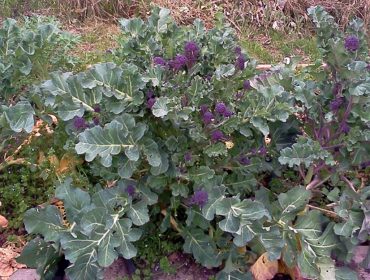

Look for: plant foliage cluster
[0,6,369,280]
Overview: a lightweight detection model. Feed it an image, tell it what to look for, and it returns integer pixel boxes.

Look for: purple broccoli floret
[73,116,87,130]
[360,161,370,169]
[258,147,267,156]
[239,156,250,165]
[344,35,360,52]
[146,90,154,99]
[211,130,225,142]
[184,41,200,60]
[190,190,208,208]
[235,46,242,55]
[147,97,156,109]
[184,151,192,162]
[215,102,227,114]
[340,122,350,134]
[200,105,209,114]
[126,185,136,197]
[92,116,100,126]
[202,112,214,125]
[243,80,252,90]
[153,56,167,66]
[236,54,246,70]
[93,105,101,113]
[169,54,188,71]
[329,97,344,112]
[223,109,233,118]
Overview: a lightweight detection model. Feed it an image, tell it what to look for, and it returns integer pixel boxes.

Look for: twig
[340,175,357,193]
[0,158,32,172]
[161,209,181,233]
[307,204,338,218]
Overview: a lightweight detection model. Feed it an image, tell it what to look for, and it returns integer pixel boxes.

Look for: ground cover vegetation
[0,3,369,280]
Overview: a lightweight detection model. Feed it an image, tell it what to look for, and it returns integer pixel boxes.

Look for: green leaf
[17,238,61,280]
[202,186,226,220]
[294,210,324,239]
[231,199,270,220]
[251,117,269,136]
[152,97,169,117]
[118,157,139,179]
[255,226,285,260]
[143,139,161,167]
[297,246,320,278]
[215,64,235,79]
[189,166,215,184]
[182,228,221,268]
[279,137,335,168]
[75,119,146,167]
[278,186,311,219]
[55,178,91,222]
[335,267,359,280]
[65,251,103,280]
[113,218,142,259]
[204,142,228,157]
[127,201,150,226]
[150,151,169,175]
[217,197,241,233]
[3,101,35,133]
[24,205,65,242]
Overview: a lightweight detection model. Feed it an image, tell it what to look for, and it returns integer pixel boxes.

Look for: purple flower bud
[92,116,100,126]
[329,97,343,112]
[153,56,166,66]
[236,54,246,70]
[200,105,209,114]
[243,80,251,90]
[93,105,101,113]
[211,130,224,142]
[258,147,267,156]
[366,64,370,71]
[205,74,212,81]
[126,185,136,197]
[147,97,156,109]
[73,116,87,130]
[223,109,233,118]
[344,35,360,52]
[215,102,227,114]
[340,122,350,134]
[202,111,214,125]
[169,54,188,71]
[184,41,200,60]
[184,151,192,162]
[146,90,154,99]
[190,190,208,208]
[235,46,242,55]
[360,161,370,169]
[239,156,250,165]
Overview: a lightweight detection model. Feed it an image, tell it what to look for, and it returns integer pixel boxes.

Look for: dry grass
[54,0,369,32]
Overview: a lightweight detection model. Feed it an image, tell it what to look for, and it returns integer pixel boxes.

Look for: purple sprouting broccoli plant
[126,185,136,197]
[339,122,350,134]
[344,35,360,52]
[211,130,225,142]
[153,56,167,66]
[73,116,87,130]
[190,190,208,208]
[169,54,188,71]
[234,46,242,55]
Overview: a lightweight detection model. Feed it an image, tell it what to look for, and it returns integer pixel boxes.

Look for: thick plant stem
[307,204,338,219]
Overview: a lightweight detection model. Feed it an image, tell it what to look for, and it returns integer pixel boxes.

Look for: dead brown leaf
[57,153,83,175]
[0,215,8,228]
[0,245,26,278]
[250,252,278,280]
